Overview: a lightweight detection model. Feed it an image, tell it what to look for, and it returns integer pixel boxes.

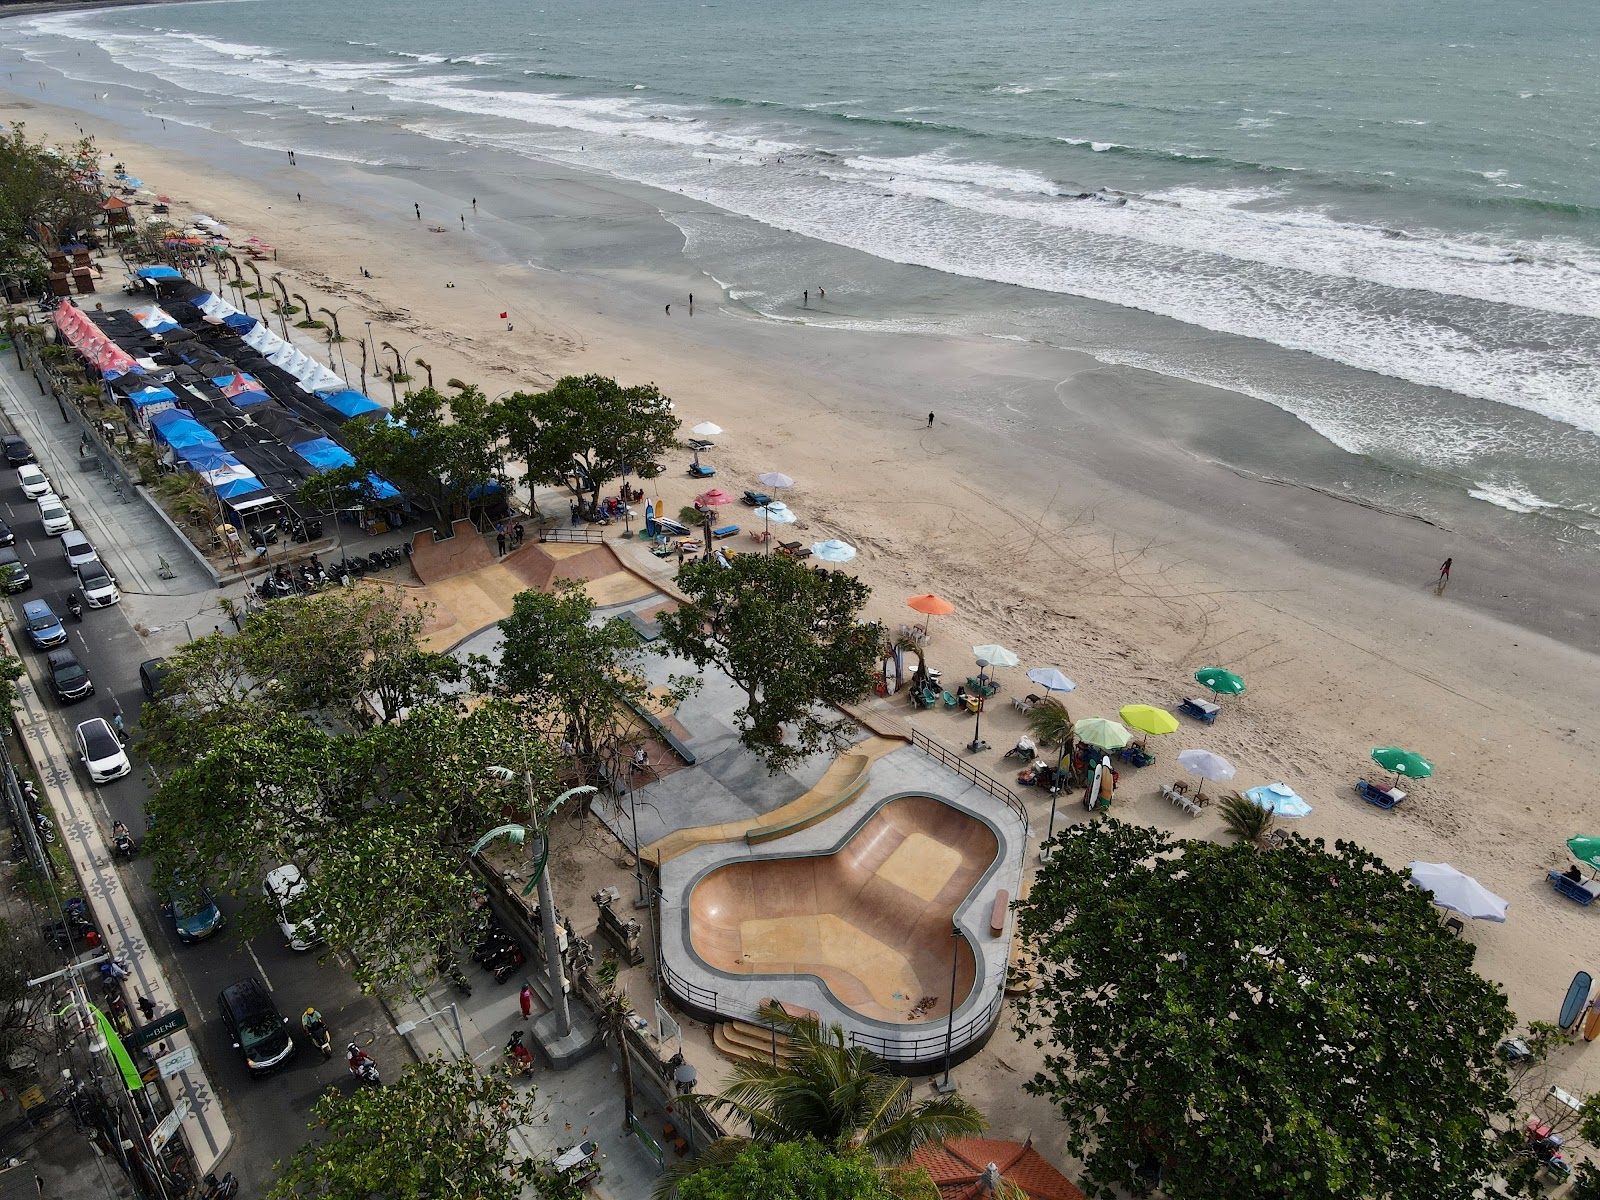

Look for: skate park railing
[538,526,607,544]
[910,729,1028,832]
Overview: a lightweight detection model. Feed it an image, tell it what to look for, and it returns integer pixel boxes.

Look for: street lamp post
[966,658,990,753]
[475,771,596,1039]
[937,924,961,1093]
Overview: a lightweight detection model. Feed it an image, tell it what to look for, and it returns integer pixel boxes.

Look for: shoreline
[3,76,1599,1095]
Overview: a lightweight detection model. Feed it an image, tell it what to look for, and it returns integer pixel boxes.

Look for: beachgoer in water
[665,304,671,315]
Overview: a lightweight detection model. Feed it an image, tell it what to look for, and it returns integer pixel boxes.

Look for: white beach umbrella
[753,502,797,525]
[756,471,794,490]
[1178,748,1235,781]
[972,644,1020,668]
[1027,667,1076,695]
[1407,862,1509,922]
[691,422,722,437]
[811,539,857,563]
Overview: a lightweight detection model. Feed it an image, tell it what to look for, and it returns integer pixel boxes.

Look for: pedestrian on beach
[1436,557,1452,593]
[665,304,671,315]
[519,984,533,1020]
[296,192,301,202]
[414,202,421,220]
[803,289,809,306]
[819,287,824,300]
[472,197,477,211]
[689,293,694,307]
[927,412,934,427]
[461,214,465,228]
[137,995,156,1020]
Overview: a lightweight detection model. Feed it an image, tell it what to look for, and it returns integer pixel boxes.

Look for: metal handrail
[538,526,607,544]
[910,729,1029,831]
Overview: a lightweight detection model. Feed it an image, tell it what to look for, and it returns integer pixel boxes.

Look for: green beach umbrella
[1371,747,1434,780]
[1567,836,1600,872]
[1073,717,1131,751]
[1194,667,1246,697]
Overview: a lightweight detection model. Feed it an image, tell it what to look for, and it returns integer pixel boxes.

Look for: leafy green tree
[0,917,53,1083]
[675,1140,940,1200]
[658,1007,984,1199]
[499,374,677,504]
[0,125,104,286]
[268,1056,543,1200]
[658,553,881,772]
[322,384,503,532]
[493,581,691,787]
[0,644,26,715]
[1014,820,1521,1200]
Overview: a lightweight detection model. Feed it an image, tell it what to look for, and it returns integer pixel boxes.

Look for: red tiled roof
[909,1137,1087,1200]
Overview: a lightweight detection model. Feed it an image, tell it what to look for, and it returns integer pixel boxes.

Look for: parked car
[60,530,96,570]
[264,864,321,951]
[36,494,74,536]
[2,435,35,466]
[0,516,14,548]
[20,599,67,649]
[138,657,168,697]
[0,548,30,593]
[45,649,94,703]
[17,464,50,499]
[77,558,120,608]
[216,977,296,1077]
[74,717,130,783]
[166,880,225,943]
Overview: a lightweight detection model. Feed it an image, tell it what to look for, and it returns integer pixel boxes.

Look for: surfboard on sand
[1585,995,1600,1042]
[1558,970,1592,1031]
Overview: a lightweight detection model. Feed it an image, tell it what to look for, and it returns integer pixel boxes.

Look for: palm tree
[291,292,322,329]
[379,341,410,382]
[245,261,271,300]
[1218,792,1275,846]
[655,1006,984,1199]
[317,307,346,341]
[414,357,434,390]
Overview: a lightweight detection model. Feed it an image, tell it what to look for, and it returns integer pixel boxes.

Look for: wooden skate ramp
[505,542,629,593]
[409,521,495,584]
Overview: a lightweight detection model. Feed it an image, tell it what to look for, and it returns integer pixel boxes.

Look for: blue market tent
[292,436,356,473]
[126,385,179,410]
[222,312,256,331]
[134,266,181,281]
[317,389,385,419]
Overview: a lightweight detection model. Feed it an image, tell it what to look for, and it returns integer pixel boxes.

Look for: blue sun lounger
[1355,779,1405,809]
[1547,871,1600,906]
[1179,697,1220,724]
[712,524,740,539]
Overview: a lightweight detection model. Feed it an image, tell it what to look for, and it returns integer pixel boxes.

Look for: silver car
[76,558,120,607]
[61,530,96,571]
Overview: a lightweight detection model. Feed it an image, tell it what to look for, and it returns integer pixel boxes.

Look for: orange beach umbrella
[907,594,955,616]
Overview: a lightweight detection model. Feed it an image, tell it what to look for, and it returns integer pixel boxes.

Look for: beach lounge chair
[742,490,771,507]
[1546,871,1600,906]
[1355,779,1405,809]
[943,690,959,708]
[777,541,811,558]
[688,463,716,478]
[1011,695,1037,715]
[1161,783,1202,816]
[712,524,739,539]
[1179,697,1220,724]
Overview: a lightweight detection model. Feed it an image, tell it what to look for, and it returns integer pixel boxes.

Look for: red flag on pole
[499,311,508,319]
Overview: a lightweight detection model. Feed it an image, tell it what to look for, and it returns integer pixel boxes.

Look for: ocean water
[9,0,1600,539]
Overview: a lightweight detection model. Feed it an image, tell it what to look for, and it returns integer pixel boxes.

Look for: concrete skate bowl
[686,795,997,1027]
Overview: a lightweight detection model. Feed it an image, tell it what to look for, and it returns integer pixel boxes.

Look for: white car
[76,557,120,607]
[75,717,130,783]
[17,464,50,499]
[264,864,321,951]
[61,530,96,570]
[37,494,74,536]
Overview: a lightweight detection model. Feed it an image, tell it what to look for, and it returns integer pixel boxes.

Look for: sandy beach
[4,68,1600,1130]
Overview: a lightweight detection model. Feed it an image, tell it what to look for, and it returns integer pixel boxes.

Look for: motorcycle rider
[302,1008,331,1056]
[111,819,135,856]
[67,590,82,618]
[346,1042,378,1081]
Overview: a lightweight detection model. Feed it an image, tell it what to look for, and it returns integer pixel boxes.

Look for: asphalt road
[0,443,403,1196]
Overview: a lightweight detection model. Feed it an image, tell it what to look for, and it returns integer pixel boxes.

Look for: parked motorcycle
[201,1171,239,1200]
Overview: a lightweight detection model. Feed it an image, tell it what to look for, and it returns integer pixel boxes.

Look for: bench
[989,890,1010,936]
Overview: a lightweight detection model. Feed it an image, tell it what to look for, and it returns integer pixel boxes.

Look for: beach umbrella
[1243,783,1313,819]
[1119,704,1179,737]
[695,489,735,507]
[1027,667,1075,696]
[908,594,955,617]
[811,539,857,563]
[1178,747,1236,800]
[753,501,796,549]
[1194,667,1246,697]
[1567,836,1600,872]
[756,471,794,490]
[972,644,1020,669]
[1073,718,1131,751]
[1371,747,1433,786]
[691,422,722,437]
[1407,861,1509,922]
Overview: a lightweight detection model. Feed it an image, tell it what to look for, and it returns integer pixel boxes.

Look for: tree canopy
[322,384,502,532]
[499,374,677,502]
[492,581,691,788]
[268,1056,544,1200]
[0,125,103,286]
[658,553,880,772]
[674,1140,940,1200]
[139,589,554,990]
[1014,820,1521,1200]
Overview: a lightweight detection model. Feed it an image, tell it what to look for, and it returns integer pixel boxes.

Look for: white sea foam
[1467,483,1556,513]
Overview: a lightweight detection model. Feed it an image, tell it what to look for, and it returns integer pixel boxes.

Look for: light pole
[966,658,990,753]
[937,924,962,1093]
[396,1003,467,1060]
[474,771,597,1039]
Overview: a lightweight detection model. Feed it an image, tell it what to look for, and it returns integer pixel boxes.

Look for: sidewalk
[391,976,666,1199]
[6,666,233,1175]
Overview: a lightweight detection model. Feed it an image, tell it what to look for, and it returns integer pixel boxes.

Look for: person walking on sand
[519,984,533,1020]
[927,412,935,428]
[1436,557,1452,593]
[414,202,421,220]
[803,289,809,306]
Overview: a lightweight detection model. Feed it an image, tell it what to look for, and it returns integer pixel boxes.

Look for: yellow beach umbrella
[1119,704,1179,737]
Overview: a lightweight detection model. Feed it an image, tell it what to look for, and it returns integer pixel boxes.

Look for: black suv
[45,649,94,703]
[2,435,35,467]
[0,548,29,593]
[217,977,296,1077]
